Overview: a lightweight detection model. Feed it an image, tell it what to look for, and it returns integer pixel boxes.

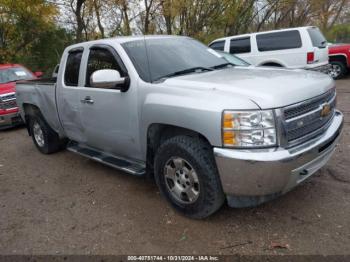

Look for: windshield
[307,27,327,48]
[122,37,229,82]
[0,67,35,84]
[216,51,250,66]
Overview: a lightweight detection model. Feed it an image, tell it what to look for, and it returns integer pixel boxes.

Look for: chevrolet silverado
[16,36,343,218]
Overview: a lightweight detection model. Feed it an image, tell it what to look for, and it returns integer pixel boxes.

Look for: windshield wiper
[154,67,213,82]
[211,63,235,69]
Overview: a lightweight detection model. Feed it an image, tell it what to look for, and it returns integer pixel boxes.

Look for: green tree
[0,0,72,75]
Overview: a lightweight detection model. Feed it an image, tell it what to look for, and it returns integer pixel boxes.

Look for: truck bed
[16,78,63,135]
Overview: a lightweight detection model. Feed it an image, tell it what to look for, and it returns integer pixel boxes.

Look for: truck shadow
[81,154,345,225]
[0,125,25,133]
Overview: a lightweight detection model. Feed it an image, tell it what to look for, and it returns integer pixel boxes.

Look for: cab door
[56,47,86,142]
[78,45,141,159]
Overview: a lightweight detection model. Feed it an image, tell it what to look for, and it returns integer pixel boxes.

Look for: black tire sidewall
[29,115,50,154]
[154,136,224,218]
[330,61,347,79]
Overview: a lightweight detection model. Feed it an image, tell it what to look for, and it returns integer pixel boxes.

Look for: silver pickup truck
[16,36,343,219]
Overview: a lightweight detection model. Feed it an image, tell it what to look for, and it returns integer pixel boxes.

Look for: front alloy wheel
[154,136,225,219]
[164,157,200,204]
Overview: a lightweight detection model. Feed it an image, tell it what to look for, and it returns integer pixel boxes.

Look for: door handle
[81,96,94,104]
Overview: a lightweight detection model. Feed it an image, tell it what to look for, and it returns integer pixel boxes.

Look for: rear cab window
[229,37,251,54]
[209,40,225,51]
[307,27,327,48]
[256,30,302,52]
[64,48,83,86]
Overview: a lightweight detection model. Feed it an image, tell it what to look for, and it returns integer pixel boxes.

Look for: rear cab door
[56,47,86,142]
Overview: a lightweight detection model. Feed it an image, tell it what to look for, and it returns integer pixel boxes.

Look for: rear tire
[28,114,63,154]
[154,136,225,219]
[329,61,347,80]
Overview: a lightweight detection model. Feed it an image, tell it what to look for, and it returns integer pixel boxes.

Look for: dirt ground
[0,77,349,256]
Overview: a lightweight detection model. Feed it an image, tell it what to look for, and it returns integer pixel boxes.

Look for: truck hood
[163,66,334,109]
[0,82,16,95]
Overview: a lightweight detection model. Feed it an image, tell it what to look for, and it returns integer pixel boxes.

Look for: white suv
[209,26,329,73]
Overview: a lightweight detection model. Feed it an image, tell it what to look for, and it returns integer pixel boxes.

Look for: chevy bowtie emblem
[320,103,331,117]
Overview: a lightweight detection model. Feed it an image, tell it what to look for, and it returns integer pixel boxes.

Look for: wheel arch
[145,123,213,178]
[22,102,64,138]
[329,54,348,67]
[259,61,285,67]
[22,103,42,136]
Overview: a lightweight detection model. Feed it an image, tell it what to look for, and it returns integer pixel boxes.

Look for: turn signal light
[223,131,236,145]
[223,113,234,129]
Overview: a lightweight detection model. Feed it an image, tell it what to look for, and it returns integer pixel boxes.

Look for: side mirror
[90,69,126,89]
[34,71,43,78]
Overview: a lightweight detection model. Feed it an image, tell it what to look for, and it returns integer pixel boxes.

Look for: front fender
[139,88,259,158]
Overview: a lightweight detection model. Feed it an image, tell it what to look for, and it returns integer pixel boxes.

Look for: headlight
[222,110,277,148]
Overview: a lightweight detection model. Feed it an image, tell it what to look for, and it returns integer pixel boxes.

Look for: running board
[66,142,146,176]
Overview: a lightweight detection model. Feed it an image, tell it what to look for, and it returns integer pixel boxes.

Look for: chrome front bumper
[0,111,23,130]
[214,110,343,207]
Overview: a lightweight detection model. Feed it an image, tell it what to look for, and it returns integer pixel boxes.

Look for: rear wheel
[328,61,347,79]
[28,114,63,154]
[154,136,225,219]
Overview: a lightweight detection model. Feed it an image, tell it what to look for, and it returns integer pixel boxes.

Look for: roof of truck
[115,35,185,43]
[66,35,189,51]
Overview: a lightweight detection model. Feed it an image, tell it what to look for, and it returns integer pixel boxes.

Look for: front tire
[28,114,63,154]
[154,136,225,219]
[329,61,347,79]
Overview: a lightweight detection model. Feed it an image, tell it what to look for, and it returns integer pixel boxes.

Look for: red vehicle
[328,43,350,79]
[0,64,42,130]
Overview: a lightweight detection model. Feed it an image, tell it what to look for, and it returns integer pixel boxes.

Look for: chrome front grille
[282,88,336,147]
[284,89,335,120]
[1,100,17,110]
[0,93,17,110]
[0,93,16,101]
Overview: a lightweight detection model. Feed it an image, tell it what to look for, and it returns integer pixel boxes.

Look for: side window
[86,47,126,87]
[229,37,251,54]
[64,50,83,86]
[209,40,225,51]
[257,30,302,52]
